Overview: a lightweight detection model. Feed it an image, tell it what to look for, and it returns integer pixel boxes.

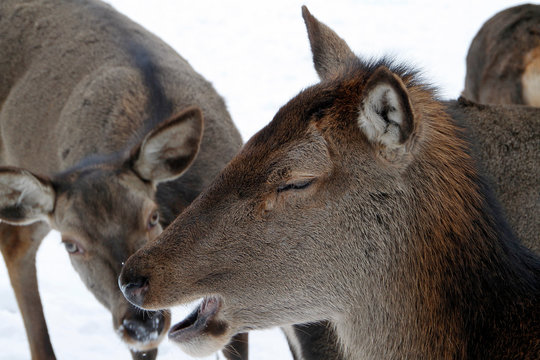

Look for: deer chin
[168,296,232,357]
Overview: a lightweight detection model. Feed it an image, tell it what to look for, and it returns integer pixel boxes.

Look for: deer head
[0,107,203,353]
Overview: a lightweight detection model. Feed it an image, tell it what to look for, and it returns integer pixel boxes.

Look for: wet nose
[119,271,149,308]
[122,311,166,343]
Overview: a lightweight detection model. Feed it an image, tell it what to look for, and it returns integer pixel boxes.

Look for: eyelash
[277,179,314,193]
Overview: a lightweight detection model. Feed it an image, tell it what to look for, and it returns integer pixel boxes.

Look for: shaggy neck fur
[334,85,539,359]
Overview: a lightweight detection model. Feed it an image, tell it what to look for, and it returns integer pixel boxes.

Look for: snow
[0,1,528,359]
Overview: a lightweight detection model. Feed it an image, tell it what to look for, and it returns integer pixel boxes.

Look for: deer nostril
[119,274,149,308]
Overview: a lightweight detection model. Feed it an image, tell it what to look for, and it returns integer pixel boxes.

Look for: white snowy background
[0,1,531,359]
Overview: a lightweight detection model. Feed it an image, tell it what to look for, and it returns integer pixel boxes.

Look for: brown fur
[120,7,540,360]
[0,1,245,359]
[446,98,539,254]
[290,9,540,359]
[293,10,540,360]
[463,4,540,105]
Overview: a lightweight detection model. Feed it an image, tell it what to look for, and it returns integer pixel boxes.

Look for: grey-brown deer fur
[0,0,245,359]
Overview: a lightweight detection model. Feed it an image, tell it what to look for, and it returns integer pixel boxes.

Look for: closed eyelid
[277,177,315,192]
[265,126,331,186]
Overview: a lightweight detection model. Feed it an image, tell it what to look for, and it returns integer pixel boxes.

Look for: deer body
[0,0,244,359]
[445,98,539,254]
[463,4,540,106]
[120,7,540,359]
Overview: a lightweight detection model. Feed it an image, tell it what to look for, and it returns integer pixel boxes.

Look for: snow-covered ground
[0,1,529,359]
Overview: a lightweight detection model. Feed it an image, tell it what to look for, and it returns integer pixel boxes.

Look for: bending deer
[463,4,540,106]
[0,0,246,359]
[120,6,540,360]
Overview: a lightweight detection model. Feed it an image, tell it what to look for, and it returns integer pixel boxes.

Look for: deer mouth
[168,296,228,345]
[116,307,171,352]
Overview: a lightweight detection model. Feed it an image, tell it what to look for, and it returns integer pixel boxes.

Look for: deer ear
[0,168,55,225]
[132,106,204,184]
[302,6,356,80]
[358,66,416,158]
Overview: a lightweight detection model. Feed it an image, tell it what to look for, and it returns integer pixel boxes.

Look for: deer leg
[222,332,249,360]
[0,222,55,360]
[283,322,343,360]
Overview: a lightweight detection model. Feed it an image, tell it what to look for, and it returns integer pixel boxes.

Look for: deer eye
[62,240,84,255]
[277,178,314,193]
[148,211,160,229]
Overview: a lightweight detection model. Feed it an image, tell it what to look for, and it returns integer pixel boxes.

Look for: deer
[284,7,540,360]
[119,6,540,360]
[282,97,540,360]
[0,0,247,359]
[463,4,540,106]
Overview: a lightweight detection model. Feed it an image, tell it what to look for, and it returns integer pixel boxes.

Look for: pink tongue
[199,297,218,316]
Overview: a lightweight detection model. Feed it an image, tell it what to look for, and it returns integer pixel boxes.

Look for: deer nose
[119,273,149,308]
[122,310,166,343]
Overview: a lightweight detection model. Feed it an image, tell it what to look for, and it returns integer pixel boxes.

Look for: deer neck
[333,111,539,359]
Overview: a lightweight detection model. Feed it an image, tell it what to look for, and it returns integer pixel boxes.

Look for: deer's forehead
[234,83,363,166]
[54,171,153,232]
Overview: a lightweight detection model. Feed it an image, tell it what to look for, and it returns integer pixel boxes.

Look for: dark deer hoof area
[168,296,227,343]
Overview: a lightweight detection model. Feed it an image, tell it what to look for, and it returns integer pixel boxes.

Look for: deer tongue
[168,296,226,343]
